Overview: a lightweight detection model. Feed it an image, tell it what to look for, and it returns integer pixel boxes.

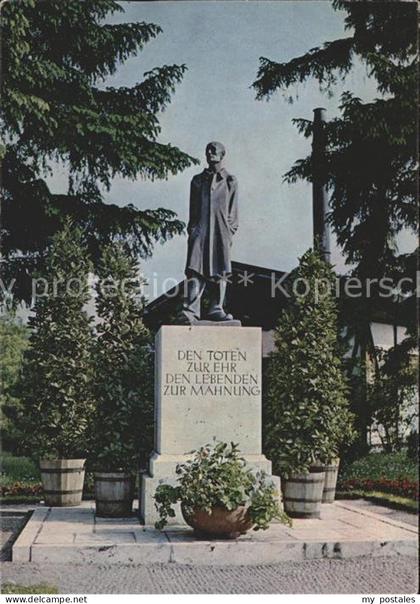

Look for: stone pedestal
[140,325,280,525]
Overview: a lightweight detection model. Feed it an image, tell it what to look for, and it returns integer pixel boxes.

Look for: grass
[339,451,418,483]
[336,490,418,513]
[0,452,41,486]
[0,495,42,504]
[0,452,42,503]
[0,451,41,504]
[1,583,58,594]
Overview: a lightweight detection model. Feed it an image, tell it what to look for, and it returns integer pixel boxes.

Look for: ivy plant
[154,441,291,530]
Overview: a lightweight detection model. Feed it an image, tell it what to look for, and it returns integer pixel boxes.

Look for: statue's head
[205,141,226,167]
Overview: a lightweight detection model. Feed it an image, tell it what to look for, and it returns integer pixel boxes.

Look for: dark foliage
[253,2,417,456]
[1,0,198,303]
[266,250,355,477]
[253,1,417,284]
[15,221,95,459]
[91,243,154,473]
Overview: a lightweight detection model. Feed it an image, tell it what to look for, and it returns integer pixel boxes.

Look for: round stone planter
[310,459,340,503]
[39,459,85,507]
[282,470,326,518]
[181,504,253,538]
[94,472,135,517]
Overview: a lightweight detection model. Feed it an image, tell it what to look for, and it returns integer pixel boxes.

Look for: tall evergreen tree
[92,243,154,473]
[266,250,354,477]
[253,1,417,451]
[0,0,198,303]
[16,221,95,459]
[252,0,417,284]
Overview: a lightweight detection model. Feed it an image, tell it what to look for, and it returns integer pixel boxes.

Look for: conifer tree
[253,2,417,452]
[1,0,198,303]
[253,1,417,284]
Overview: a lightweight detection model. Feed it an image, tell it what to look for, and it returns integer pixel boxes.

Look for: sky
[48,1,415,300]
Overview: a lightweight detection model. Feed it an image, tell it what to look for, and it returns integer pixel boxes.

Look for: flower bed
[338,478,418,501]
[338,451,417,482]
[338,452,419,504]
[0,481,43,498]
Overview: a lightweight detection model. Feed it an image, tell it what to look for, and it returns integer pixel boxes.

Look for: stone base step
[12,501,417,565]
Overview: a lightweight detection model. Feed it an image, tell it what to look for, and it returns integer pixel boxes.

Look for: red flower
[337,478,418,500]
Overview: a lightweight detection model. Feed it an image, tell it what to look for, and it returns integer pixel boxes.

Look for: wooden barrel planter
[39,459,85,507]
[94,472,135,517]
[282,470,325,518]
[311,459,340,504]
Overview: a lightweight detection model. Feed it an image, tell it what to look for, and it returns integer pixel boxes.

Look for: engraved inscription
[163,348,260,398]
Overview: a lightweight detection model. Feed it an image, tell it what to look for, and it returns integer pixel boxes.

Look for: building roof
[144,260,413,332]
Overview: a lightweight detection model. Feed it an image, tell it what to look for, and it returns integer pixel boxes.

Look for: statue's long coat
[185,168,238,278]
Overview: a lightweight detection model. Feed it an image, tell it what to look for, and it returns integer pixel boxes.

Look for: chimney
[312,108,331,263]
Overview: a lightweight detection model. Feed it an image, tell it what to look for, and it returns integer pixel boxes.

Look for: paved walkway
[1,557,418,593]
[1,500,418,594]
[340,498,418,527]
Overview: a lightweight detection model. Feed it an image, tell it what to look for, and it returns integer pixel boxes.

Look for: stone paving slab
[12,500,417,565]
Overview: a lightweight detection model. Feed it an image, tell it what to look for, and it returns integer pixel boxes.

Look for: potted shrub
[309,458,341,504]
[265,249,355,516]
[16,221,95,506]
[154,441,291,537]
[92,244,153,517]
[309,399,356,504]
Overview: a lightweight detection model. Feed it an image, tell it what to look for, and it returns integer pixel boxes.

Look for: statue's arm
[187,178,199,234]
[228,177,238,235]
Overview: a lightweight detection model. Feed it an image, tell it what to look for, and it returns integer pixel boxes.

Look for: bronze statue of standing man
[180,141,238,323]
